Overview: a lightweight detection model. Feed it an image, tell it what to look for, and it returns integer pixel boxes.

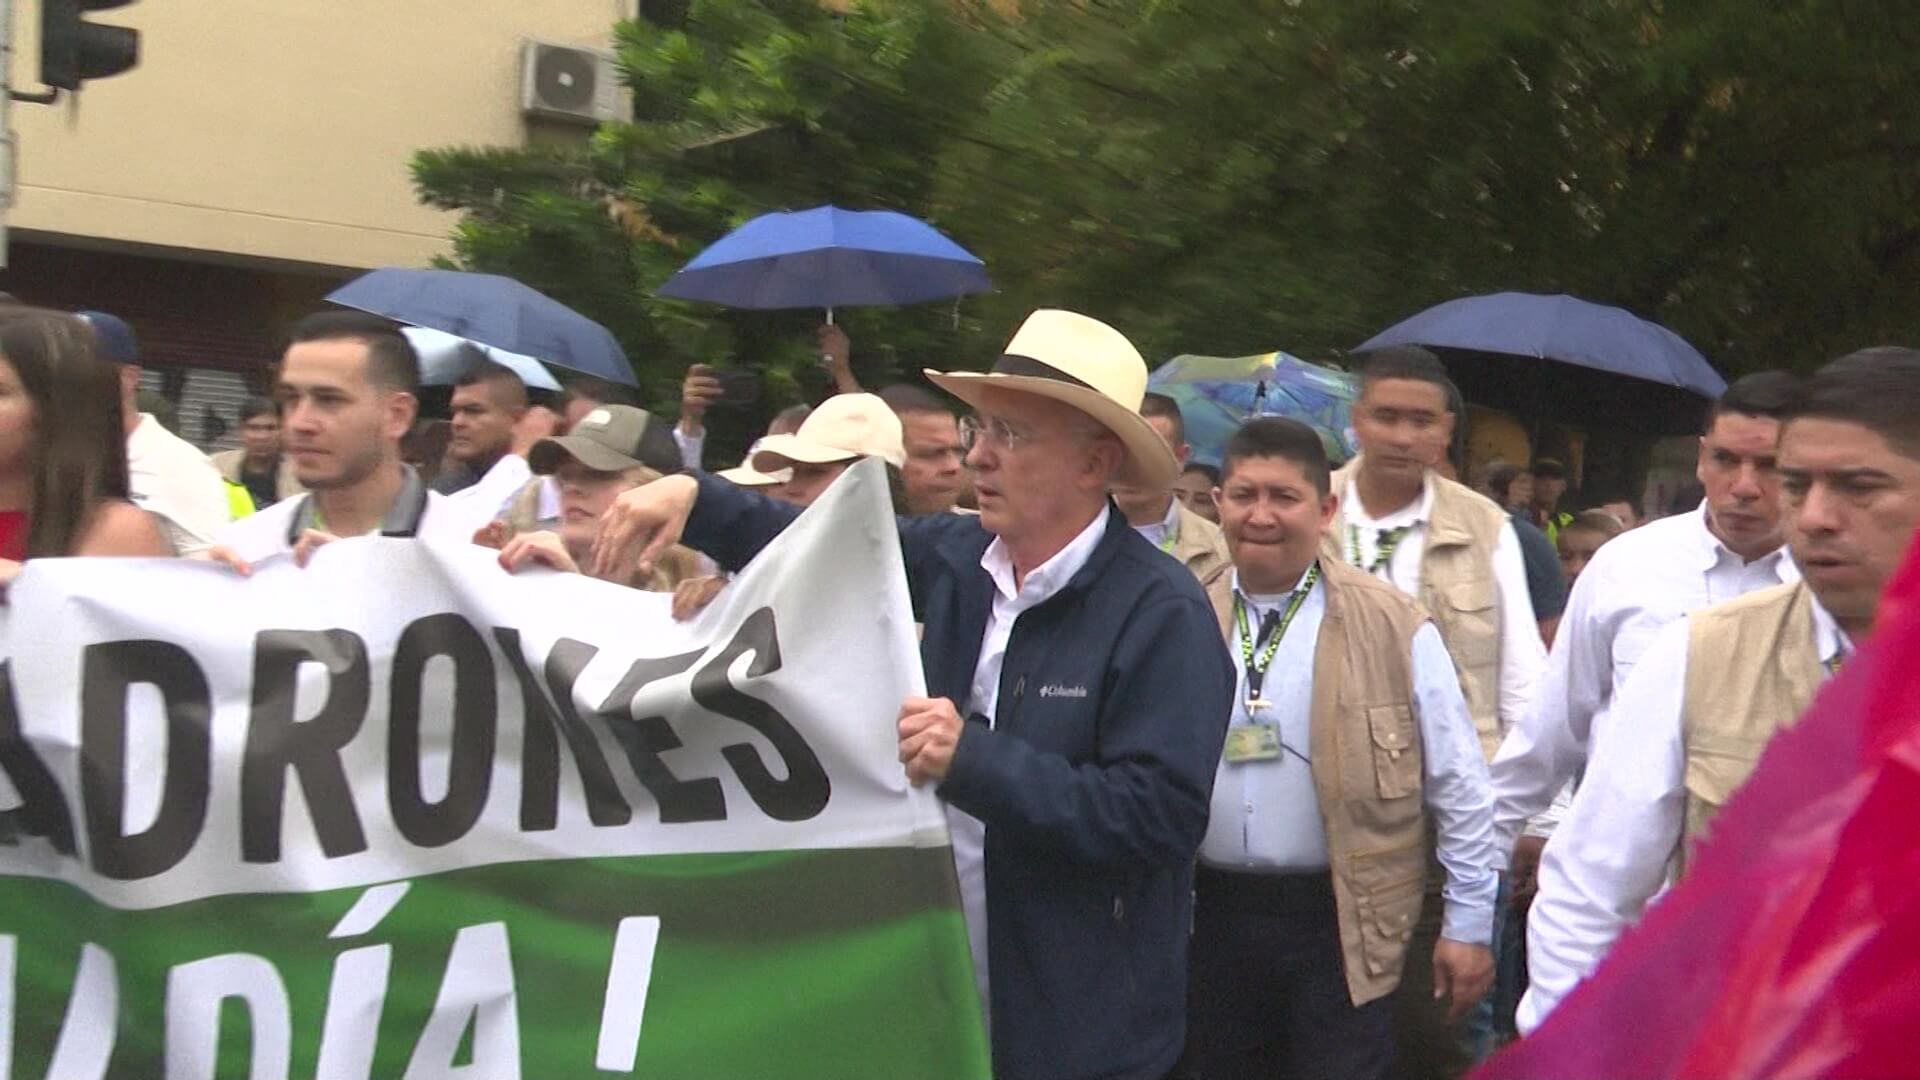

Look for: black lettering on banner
[493,630,633,831]
[692,608,831,822]
[595,650,722,824]
[0,661,76,854]
[388,614,496,848]
[80,641,213,880]
[240,630,371,863]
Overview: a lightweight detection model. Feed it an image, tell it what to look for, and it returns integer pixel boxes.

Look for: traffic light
[40,0,140,92]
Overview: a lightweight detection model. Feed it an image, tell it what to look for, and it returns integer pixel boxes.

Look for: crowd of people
[2,295,1916,1080]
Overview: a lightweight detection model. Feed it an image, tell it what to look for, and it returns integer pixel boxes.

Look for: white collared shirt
[1199,564,1499,946]
[949,505,1112,1022]
[1489,505,1798,854]
[1131,497,1180,550]
[1340,475,1545,745]
[1518,592,1846,1032]
[126,413,230,555]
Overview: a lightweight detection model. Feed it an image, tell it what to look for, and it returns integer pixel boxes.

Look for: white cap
[751,393,906,472]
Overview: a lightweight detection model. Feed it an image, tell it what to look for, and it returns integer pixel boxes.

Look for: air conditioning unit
[521,40,620,125]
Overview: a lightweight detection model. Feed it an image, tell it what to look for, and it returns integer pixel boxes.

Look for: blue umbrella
[1148,352,1358,466]
[329,268,636,386]
[1357,292,1726,397]
[655,205,990,315]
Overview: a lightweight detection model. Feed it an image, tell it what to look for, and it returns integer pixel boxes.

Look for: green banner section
[3,847,988,1079]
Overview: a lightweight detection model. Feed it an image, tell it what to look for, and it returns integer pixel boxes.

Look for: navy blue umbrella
[328,268,636,386]
[1356,292,1727,434]
[1357,292,1726,398]
[655,205,990,315]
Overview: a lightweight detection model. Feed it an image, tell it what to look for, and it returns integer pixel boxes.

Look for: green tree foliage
[415,0,1920,440]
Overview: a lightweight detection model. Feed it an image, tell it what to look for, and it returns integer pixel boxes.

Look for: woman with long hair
[0,308,170,584]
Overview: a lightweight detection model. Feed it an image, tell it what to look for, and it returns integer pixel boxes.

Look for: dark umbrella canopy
[655,205,990,310]
[1358,292,1725,396]
[1357,292,1726,433]
[329,268,636,386]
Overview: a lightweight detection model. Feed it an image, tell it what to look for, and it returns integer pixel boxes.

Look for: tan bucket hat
[923,309,1178,490]
[751,392,906,472]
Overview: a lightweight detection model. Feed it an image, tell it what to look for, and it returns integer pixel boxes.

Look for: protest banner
[0,462,988,1079]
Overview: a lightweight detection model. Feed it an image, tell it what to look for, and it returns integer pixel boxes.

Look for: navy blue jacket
[685,472,1235,1080]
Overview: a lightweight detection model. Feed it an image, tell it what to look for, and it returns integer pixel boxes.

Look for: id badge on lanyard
[1223,565,1319,765]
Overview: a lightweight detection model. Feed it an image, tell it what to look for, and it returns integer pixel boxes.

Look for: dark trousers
[1390,865,1473,1080]
[1179,867,1395,1080]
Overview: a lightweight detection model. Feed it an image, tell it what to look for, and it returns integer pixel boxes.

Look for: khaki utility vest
[1205,558,1431,1006]
[1167,499,1232,585]
[1678,582,1824,870]
[1325,460,1510,760]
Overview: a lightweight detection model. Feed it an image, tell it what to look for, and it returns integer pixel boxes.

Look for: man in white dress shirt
[1182,419,1497,1080]
[1489,371,1801,870]
[1522,347,1920,1031]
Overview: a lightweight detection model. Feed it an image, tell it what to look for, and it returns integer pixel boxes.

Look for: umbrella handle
[821,306,836,367]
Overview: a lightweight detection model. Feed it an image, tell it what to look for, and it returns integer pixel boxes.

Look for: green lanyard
[1233,562,1321,710]
[1347,524,1411,577]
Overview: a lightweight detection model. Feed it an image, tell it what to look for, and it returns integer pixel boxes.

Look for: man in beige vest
[1113,392,1231,582]
[1326,347,1545,762]
[1522,347,1920,1030]
[1326,346,1544,1076]
[1182,418,1497,1080]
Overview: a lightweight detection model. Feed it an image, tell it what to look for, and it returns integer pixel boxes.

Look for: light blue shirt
[1200,563,1501,946]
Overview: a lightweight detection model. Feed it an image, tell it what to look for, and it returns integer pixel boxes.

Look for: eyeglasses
[958,415,1032,454]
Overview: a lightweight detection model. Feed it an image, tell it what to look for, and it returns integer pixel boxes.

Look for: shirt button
[1244,802,1254,814]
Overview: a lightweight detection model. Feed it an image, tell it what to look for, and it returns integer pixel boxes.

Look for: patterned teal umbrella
[1147,352,1359,467]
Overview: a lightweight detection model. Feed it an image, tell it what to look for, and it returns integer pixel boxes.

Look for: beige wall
[10,0,630,269]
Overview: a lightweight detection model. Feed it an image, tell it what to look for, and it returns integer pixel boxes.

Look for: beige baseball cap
[751,392,906,472]
[717,440,792,488]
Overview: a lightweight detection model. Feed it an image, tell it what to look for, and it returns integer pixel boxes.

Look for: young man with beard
[1181,419,1496,1080]
[216,312,471,564]
[1521,349,1920,1029]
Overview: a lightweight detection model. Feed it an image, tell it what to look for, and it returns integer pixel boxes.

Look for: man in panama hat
[592,309,1235,1080]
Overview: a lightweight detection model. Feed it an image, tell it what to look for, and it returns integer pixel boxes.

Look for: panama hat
[751,392,907,472]
[923,309,1177,490]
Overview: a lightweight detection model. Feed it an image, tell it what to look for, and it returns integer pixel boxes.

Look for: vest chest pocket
[1367,704,1420,800]
[1430,577,1499,667]
[1683,731,1772,814]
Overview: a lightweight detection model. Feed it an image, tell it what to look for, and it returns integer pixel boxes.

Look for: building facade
[2,0,632,443]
